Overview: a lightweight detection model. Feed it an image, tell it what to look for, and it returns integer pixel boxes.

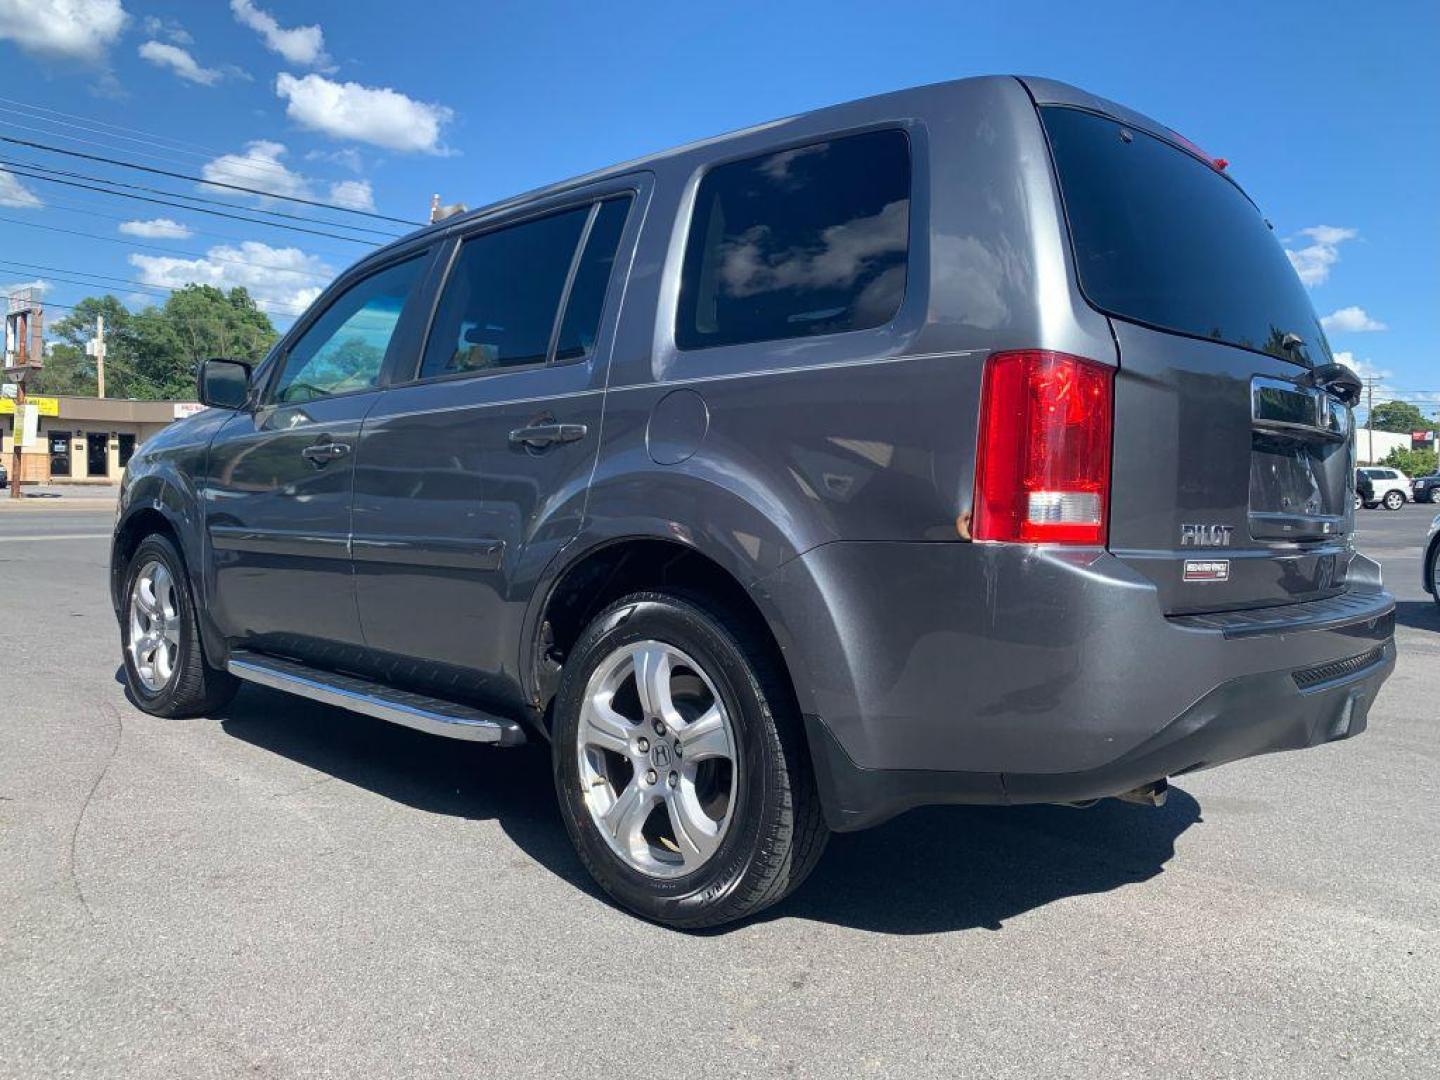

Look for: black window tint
[421,207,589,379]
[1041,107,1330,365]
[554,196,632,362]
[676,130,911,350]
[274,255,426,404]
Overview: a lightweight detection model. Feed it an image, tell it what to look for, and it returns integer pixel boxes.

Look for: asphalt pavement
[1,503,1436,1079]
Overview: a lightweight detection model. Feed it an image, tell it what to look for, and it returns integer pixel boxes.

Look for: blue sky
[0,0,1435,415]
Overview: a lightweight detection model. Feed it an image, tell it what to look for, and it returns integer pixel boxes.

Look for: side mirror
[198,358,253,410]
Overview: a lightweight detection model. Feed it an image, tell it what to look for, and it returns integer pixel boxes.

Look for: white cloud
[1285,225,1358,287]
[0,167,43,208]
[201,139,312,200]
[141,14,190,45]
[1334,350,1391,385]
[138,40,220,85]
[276,73,453,154]
[1320,305,1387,334]
[306,147,363,173]
[326,179,375,212]
[2,278,48,297]
[0,0,126,61]
[129,241,334,315]
[119,217,193,239]
[229,0,327,67]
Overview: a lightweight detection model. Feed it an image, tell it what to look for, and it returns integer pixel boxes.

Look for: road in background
[1,504,1436,1079]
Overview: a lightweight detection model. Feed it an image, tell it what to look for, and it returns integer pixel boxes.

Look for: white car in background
[1358,467,1412,510]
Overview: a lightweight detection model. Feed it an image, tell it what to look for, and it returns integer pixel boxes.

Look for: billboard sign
[1413,430,1436,450]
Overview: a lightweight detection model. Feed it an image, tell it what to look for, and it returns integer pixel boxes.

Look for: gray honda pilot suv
[112,76,1395,928]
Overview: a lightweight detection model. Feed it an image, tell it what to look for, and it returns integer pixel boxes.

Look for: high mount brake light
[972,350,1114,545]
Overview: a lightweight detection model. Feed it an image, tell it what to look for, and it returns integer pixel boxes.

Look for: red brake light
[973,350,1114,545]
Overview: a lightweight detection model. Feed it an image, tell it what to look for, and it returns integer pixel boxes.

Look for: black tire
[1429,542,1440,610]
[552,591,828,929]
[120,533,239,718]
[1383,490,1406,511]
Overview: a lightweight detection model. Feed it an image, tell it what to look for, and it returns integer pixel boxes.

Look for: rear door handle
[508,423,588,450]
[302,440,351,467]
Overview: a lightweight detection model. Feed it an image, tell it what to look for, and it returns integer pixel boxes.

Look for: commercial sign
[1412,430,1435,449]
[0,395,60,417]
[172,402,206,420]
[12,402,39,448]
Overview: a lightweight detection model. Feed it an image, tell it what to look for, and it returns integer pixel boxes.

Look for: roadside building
[0,396,202,484]
[1354,427,1411,466]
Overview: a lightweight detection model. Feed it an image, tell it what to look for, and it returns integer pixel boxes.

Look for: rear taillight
[973,350,1114,545]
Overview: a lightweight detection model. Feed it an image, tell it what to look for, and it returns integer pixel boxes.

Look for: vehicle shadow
[1394,599,1439,631]
[757,793,1200,935]
[217,684,599,899]
[217,683,1202,937]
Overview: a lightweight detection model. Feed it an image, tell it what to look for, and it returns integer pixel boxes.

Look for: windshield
[1041,106,1330,366]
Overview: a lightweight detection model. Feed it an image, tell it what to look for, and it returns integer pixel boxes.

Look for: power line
[0,133,423,226]
[0,162,381,245]
[0,102,308,184]
[0,154,405,238]
[0,95,332,188]
[0,262,312,318]
[0,213,338,280]
[2,191,364,259]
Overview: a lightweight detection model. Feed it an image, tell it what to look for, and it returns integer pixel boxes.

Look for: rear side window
[421,207,589,378]
[555,196,632,362]
[1041,107,1330,365]
[676,129,911,350]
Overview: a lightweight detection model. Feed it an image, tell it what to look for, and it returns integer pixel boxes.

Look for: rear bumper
[756,542,1395,832]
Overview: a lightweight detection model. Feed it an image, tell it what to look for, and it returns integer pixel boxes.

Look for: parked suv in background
[1410,473,1439,504]
[1358,467,1411,510]
[111,76,1396,928]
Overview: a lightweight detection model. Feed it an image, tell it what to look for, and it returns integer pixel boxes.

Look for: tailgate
[1039,103,1355,614]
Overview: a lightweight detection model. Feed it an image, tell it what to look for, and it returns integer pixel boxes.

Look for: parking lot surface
[2,504,1436,1078]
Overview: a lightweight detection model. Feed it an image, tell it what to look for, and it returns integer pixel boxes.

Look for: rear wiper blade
[1299,362,1362,407]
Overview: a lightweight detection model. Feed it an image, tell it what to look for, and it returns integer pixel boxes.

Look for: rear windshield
[1041,106,1330,366]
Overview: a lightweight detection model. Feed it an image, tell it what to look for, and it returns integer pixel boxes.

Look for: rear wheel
[1383,489,1406,511]
[121,534,238,718]
[1431,544,1440,610]
[552,591,827,928]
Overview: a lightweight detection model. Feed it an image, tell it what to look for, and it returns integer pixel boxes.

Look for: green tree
[31,286,279,401]
[1380,447,1438,478]
[1367,399,1431,434]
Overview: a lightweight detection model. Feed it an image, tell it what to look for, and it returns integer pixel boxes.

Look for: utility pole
[87,314,106,399]
[1366,377,1376,465]
[8,376,23,500]
[5,288,42,499]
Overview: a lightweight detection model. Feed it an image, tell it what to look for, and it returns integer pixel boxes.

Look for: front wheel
[1383,489,1406,511]
[552,592,827,928]
[121,534,238,717]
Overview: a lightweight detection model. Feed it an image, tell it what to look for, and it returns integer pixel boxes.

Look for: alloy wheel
[576,640,739,878]
[128,559,180,693]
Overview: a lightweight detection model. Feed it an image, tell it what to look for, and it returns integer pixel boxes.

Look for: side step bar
[227,651,525,746]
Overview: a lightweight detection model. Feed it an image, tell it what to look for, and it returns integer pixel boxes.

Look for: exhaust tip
[1116,778,1168,808]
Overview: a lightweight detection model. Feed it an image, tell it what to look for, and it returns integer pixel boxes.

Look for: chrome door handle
[508,422,587,450]
[302,441,351,467]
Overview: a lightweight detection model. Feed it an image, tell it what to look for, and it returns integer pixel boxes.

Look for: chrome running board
[227,651,525,745]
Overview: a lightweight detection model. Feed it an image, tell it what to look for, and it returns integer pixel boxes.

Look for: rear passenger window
[554,197,632,362]
[420,207,590,379]
[676,129,911,350]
